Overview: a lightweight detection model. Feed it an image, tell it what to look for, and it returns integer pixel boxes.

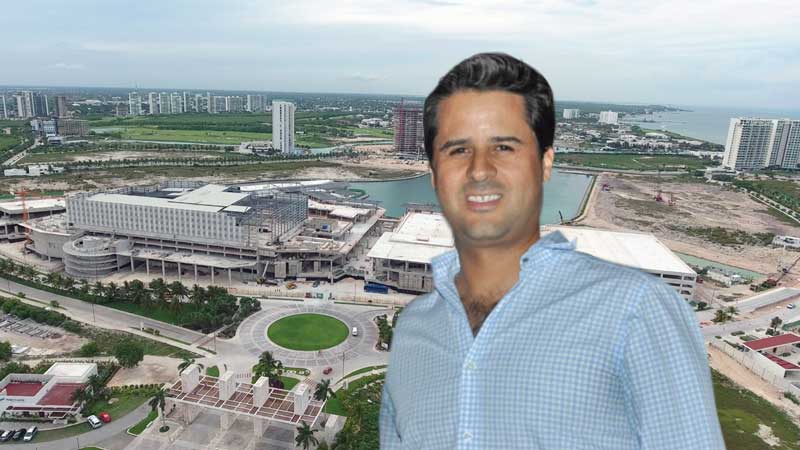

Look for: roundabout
[267,313,349,351]
[237,301,393,368]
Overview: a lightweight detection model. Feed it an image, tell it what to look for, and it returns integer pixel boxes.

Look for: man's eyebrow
[439,138,470,152]
[490,136,523,144]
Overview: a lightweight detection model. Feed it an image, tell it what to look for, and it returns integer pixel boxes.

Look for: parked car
[0,430,9,441]
[323,367,333,375]
[99,412,112,423]
[352,327,359,337]
[286,282,297,290]
[12,429,25,441]
[312,280,320,288]
[87,415,103,429]
[22,426,37,442]
[789,303,796,309]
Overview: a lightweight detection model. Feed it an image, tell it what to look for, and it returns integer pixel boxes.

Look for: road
[0,275,208,352]
[1,403,149,450]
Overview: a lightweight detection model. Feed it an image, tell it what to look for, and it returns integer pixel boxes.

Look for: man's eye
[449,147,467,155]
[497,145,513,152]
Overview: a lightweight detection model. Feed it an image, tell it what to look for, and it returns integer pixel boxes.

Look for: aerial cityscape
[1,1,799,449]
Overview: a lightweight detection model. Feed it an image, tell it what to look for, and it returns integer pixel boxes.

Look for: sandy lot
[577,173,800,278]
[1,327,87,357]
[107,355,182,387]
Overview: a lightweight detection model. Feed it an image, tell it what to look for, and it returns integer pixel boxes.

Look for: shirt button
[522,257,529,263]
[463,431,473,442]
[465,360,476,370]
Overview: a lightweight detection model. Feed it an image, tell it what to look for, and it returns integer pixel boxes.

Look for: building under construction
[0,197,65,242]
[23,181,386,283]
[393,100,424,159]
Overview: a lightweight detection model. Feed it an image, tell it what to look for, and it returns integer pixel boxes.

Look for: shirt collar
[431,229,576,305]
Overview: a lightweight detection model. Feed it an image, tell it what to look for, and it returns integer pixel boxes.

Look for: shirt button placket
[459,356,477,448]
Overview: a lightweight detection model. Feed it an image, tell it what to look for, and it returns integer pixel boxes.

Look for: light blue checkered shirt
[380,230,724,449]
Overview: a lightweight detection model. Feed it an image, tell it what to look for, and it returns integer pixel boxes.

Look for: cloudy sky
[2,0,798,109]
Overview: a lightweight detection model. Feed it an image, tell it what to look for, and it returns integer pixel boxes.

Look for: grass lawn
[128,409,158,435]
[324,373,384,416]
[88,328,199,359]
[206,366,220,377]
[341,365,387,381]
[556,153,714,171]
[0,135,21,152]
[67,160,339,181]
[281,376,300,390]
[112,127,271,145]
[82,447,104,450]
[714,370,800,449]
[267,313,349,351]
[105,301,198,326]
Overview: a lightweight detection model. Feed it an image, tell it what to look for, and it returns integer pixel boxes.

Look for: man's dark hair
[423,52,555,164]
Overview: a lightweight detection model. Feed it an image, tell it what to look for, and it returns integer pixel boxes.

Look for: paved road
[1,403,149,450]
[0,276,206,347]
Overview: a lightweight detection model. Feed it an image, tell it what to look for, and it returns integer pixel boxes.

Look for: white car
[352,327,359,337]
[87,415,103,429]
[22,426,37,442]
[788,303,796,309]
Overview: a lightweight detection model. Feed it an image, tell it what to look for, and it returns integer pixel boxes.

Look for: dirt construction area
[577,173,800,281]
[107,355,182,387]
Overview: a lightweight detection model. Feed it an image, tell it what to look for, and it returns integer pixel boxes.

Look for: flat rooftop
[3,382,44,397]
[37,383,84,406]
[44,362,96,379]
[543,226,695,276]
[309,199,371,219]
[0,198,66,215]
[367,212,454,264]
[744,333,800,351]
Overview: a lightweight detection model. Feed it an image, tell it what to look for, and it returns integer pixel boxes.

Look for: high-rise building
[0,95,6,119]
[195,94,205,113]
[599,111,619,125]
[272,100,295,153]
[55,95,70,118]
[15,91,48,118]
[207,93,214,113]
[128,92,143,116]
[563,108,581,119]
[148,92,158,114]
[723,118,800,171]
[59,119,89,136]
[183,92,189,113]
[247,94,265,113]
[393,101,424,158]
[158,93,171,114]
[226,96,244,113]
[15,93,32,118]
[171,92,184,114]
[213,96,227,114]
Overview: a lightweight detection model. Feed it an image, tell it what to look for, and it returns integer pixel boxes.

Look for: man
[379,53,724,449]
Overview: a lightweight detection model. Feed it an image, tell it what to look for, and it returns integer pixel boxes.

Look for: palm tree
[148,387,167,427]
[70,386,91,406]
[190,284,206,308]
[149,278,169,309]
[104,282,119,304]
[178,356,203,374]
[294,421,319,450]
[313,379,335,402]
[169,280,189,313]
[254,351,284,386]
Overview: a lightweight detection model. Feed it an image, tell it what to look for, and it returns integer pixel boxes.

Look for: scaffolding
[241,191,308,247]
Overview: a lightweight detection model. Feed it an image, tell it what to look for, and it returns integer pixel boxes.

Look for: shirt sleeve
[379,383,403,449]
[620,281,725,450]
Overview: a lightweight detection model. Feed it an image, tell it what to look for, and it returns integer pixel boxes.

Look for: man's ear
[542,146,555,182]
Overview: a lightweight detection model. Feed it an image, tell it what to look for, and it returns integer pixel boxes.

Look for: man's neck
[454,231,541,334]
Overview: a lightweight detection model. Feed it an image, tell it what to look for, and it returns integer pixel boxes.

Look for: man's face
[430,90,554,249]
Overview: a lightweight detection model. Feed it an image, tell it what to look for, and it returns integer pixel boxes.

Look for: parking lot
[0,313,63,339]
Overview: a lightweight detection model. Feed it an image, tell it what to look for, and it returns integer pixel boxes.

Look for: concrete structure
[128,92,143,116]
[158,92,171,114]
[563,108,581,119]
[394,101,424,158]
[0,362,97,420]
[368,212,696,298]
[148,92,158,114]
[55,95,69,118]
[247,94,265,112]
[0,197,66,242]
[26,181,385,283]
[0,95,6,119]
[723,118,800,171]
[599,111,619,125]
[171,92,184,114]
[272,100,296,153]
[774,235,800,250]
[58,119,89,136]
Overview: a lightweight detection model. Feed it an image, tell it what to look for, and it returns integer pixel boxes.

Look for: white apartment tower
[148,93,158,114]
[159,93,172,114]
[272,100,296,153]
[128,92,143,116]
[0,95,6,119]
[247,95,265,113]
[563,108,581,119]
[723,118,800,171]
[599,111,619,125]
[171,92,184,114]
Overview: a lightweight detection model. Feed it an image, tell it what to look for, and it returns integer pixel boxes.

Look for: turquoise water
[351,168,594,221]
[623,105,800,145]
[674,252,764,280]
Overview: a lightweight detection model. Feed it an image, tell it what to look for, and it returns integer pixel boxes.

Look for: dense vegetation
[734,179,800,216]
[556,153,715,171]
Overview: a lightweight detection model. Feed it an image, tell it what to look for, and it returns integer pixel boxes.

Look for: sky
[2,0,798,109]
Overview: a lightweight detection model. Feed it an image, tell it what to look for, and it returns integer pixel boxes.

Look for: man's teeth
[467,194,501,203]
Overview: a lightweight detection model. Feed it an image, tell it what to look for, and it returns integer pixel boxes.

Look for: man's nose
[467,149,496,182]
